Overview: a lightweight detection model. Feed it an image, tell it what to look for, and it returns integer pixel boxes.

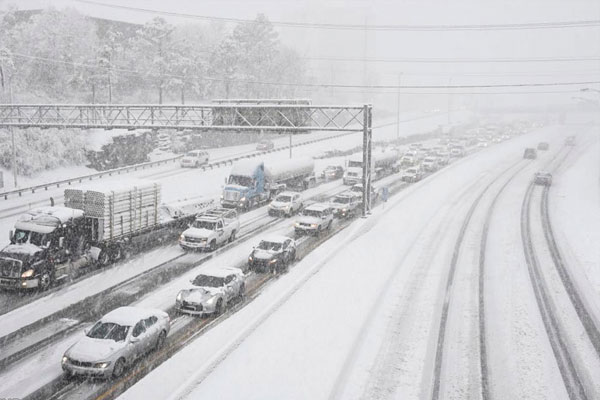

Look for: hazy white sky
[3,0,600,110]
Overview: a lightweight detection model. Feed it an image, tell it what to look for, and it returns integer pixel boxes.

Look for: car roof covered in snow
[101,306,165,326]
[275,191,300,198]
[304,202,330,212]
[259,234,293,244]
[195,266,244,278]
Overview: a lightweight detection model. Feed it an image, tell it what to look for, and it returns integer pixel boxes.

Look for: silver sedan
[176,267,246,316]
[62,306,170,379]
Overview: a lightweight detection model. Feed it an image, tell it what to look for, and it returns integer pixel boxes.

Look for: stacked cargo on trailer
[0,180,195,291]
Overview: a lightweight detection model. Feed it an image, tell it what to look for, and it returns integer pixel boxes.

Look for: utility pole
[8,78,17,188]
[396,73,402,140]
[447,77,452,127]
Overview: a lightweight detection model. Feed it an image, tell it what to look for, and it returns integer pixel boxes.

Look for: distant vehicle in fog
[523,148,537,159]
[537,142,549,151]
[256,140,275,151]
[180,150,210,168]
[321,165,344,180]
[534,171,553,186]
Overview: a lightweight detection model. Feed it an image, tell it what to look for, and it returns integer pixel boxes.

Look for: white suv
[180,150,209,168]
[268,191,303,217]
[294,203,334,237]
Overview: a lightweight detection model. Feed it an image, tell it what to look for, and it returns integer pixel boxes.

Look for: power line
[306,55,600,63]
[9,52,600,91]
[76,0,600,32]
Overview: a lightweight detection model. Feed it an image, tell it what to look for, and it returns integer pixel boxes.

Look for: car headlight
[94,361,111,369]
[342,208,347,212]
[239,197,247,203]
[269,259,277,264]
[248,256,253,262]
[179,234,185,241]
[21,269,34,278]
[295,222,300,227]
[311,224,318,228]
[207,296,216,304]
[62,356,69,365]
[176,292,183,302]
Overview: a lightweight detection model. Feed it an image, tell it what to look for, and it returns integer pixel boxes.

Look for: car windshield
[275,195,292,202]
[333,197,351,204]
[351,186,362,192]
[347,161,362,168]
[13,229,49,247]
[192,274,225,287]
[258,241,282,251]
[302,209,323,218]
[186,151,199,157]
[228,175,253,187]
[192,220,216,230]
[87,322,130,342]
[407,169,417,173]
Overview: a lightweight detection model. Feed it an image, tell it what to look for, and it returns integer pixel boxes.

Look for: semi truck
[0,180,196,291]
[221,158,316,210]
[343,149,400,185]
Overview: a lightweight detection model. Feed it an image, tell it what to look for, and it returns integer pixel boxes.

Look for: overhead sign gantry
[0,102,373,215]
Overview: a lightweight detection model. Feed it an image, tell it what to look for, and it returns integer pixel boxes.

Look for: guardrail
[1,131,354,201]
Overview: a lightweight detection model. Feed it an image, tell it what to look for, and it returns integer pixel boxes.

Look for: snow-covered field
[119,124,598,400]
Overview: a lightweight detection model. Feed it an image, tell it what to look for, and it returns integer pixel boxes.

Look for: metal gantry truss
[0,103,374,215]
[0,104,366,132]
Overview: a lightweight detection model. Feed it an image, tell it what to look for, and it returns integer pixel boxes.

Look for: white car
[176,267,245,316]
[294,203,334,236]
[421,157,439,172]
[180,150,210,168]
[62,307,170,379]
[329,192,362,218]
[268,191,303,217]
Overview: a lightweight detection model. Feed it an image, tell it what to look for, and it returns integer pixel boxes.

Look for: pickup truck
[179,208,240,251]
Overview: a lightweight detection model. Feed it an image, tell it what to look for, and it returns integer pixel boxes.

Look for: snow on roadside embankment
[550,134,600,315]
[119,125,557,400]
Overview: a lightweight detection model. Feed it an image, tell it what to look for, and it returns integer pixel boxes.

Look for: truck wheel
[214,298,223,315]
[39,271,52,291]
[209,240,217,252]
[98,250,111,267]
[112,358,126,378]
[111,246,123,262]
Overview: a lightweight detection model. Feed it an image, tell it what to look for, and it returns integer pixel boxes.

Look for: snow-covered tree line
[0,7,305,103]
[0,7,306,177]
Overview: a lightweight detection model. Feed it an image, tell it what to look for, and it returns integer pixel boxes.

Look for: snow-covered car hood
[2,243,43,256]
[269,201,291,209]
[182,227,214,239]
[252,248,278,260]
[296,216,322,225]
[66,336,127,362]
[180,287,220,303]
